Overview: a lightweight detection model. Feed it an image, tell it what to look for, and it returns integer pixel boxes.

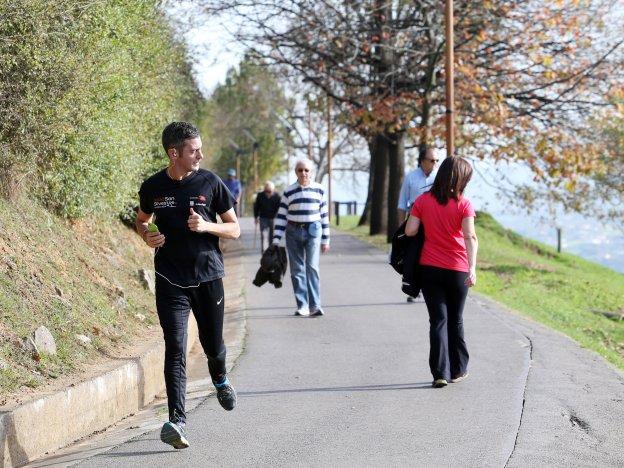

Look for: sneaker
[294,307,310,317]
[160,421,190,449]
[451,372,469,383]
[215,377,237,411]
[432,379,448,388]
[406,296,415,303]
[310,307,324,317]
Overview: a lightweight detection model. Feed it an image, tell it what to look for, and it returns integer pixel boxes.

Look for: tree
[196,0,624,237]
[202,56,290,206]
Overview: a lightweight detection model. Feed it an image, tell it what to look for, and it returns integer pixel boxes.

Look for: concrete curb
[1,238,246,468]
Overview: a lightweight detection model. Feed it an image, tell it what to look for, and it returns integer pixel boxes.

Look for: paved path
[77,219,624,467]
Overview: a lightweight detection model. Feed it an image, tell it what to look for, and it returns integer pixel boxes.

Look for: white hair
[264,181,275,190]
[294,158,314,170]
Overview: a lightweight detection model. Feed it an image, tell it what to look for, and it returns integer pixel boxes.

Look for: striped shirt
[272,182,330,245]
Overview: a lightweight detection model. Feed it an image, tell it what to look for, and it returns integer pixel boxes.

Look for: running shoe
[310,307,324,317]
[160,421,189,449]
[215,378,237,411]
[451,372,469,383]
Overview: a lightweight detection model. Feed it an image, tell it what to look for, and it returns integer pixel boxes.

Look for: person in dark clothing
[135,122,240,450]
[253,181,281,252]
[405,156,478,389]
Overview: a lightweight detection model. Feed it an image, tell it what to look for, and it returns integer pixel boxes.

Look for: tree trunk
[386,131,405,242]
[369,133,388,235]
[358,139,375,226]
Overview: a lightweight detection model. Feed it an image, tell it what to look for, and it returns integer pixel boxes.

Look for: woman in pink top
[405,157,478,388]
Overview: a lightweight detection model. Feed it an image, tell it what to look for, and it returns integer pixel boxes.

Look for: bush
[0,0,203,218]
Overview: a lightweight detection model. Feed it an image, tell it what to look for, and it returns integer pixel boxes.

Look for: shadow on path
[239,382,432,397]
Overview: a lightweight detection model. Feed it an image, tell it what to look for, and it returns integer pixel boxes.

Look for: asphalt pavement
[77,218,624,467]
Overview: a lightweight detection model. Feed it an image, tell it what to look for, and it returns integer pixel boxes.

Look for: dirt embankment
[0,198,159,405]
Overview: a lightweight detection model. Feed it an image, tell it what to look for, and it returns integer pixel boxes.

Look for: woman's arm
[462,216,478,286]
[405,215,421,237]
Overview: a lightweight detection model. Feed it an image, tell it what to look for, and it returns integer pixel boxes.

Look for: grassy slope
[0,198,158,398]
[331,213,624,370]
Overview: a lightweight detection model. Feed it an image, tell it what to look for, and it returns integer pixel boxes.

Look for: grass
[0,197,158,398]
[332,213,624,370]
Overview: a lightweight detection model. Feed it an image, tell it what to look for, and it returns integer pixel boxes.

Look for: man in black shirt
[136,122,240,450]
[253,180,281,252]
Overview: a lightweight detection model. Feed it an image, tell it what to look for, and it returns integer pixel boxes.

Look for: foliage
[0,0,203,219]
[198,0,624,223]
[202,56,290,195]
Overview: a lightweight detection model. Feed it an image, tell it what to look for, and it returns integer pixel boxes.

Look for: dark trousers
[259,217,274,252]
[155,276,227,425]
[421,265,470,381]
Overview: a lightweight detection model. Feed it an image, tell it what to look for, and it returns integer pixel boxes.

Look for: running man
[136,122,240,449]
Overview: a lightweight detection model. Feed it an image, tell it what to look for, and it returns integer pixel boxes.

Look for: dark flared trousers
[421,265,470,381]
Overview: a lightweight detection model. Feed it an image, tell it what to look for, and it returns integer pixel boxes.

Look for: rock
[75,334,91,347]
[138,268,155,295]
[0,359,8,370]
[33,326,56,355]
[135,313,146,322]
[115,297,128,310]
[114,283,125,298]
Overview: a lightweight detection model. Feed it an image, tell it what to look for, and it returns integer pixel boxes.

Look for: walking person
[405,156,478,388]
[223,168,242,216]
[272,159,330,317]
[254,181,281,252]
[136,122,240,450]
[398,145,439,302]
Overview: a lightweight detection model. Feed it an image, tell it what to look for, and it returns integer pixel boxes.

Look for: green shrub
[0,0,203,218]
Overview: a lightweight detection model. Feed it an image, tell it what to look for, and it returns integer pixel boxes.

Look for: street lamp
[445,0,455,158]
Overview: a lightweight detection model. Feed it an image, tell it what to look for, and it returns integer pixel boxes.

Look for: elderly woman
[405,156,478,388]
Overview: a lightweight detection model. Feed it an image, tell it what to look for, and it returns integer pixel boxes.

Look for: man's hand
[145,230,165,248]
[321,244,330,253]
[254,218,259,225]
[188,207,210,233]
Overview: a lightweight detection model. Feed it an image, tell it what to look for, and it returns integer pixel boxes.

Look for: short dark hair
[418,144,430,165]
[429,156,473,205]
[162,122,200,151]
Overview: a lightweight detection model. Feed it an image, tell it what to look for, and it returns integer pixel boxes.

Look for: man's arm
[272,195,289,244]
[187,207,240,240]
[135,208,165,248]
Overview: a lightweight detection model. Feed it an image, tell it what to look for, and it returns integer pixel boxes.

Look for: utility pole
[445,0,455,158]
[326,95,333,221]
[307,104,313,160]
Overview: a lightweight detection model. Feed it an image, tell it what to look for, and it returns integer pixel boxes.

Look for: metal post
[334,201,340,226]
[557,228,562,253]
[327,95,333,221]
[445,0,455,158]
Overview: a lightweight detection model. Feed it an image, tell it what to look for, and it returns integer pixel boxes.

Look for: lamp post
[445,0,455,158]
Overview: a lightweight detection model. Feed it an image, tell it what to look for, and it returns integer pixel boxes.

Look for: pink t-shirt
[410,192,476,272]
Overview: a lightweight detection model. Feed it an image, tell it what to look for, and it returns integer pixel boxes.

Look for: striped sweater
[272,181,330,245]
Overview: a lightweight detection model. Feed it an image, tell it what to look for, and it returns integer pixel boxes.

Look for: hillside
[332,212,624,370]
[0,198,158,402]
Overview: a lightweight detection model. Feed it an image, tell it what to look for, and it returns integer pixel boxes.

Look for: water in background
[328,160,624,274]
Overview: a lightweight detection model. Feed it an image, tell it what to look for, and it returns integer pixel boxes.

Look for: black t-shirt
[139,168,235,287]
